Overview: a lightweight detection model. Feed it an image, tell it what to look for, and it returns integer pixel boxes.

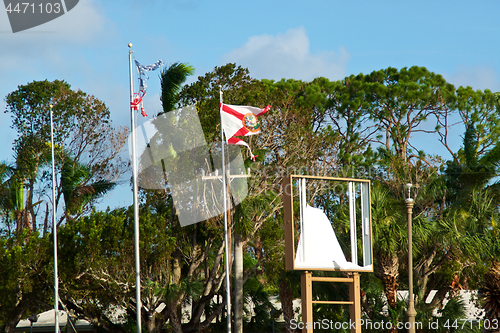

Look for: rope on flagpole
[131,91,147,117]
[219,86,232,333]
[128,42,143,333]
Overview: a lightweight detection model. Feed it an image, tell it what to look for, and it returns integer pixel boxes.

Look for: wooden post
[349,273,361,333]
[282,176,295,270]
[301,271,313,333]
[298,274,363,332]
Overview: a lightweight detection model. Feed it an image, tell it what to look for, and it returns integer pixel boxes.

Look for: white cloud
[0,0,105,39]
[0,0,116,160]
[0,0,108,75]
[221,27,350,81]
[443,63,500,92]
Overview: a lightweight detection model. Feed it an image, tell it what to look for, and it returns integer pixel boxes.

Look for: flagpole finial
[128,43,133,48]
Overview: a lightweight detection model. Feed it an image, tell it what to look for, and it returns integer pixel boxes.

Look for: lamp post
[28,314,38,333]
[405,183,416,333]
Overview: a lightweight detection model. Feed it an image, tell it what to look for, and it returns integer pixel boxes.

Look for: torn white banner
[128,105,248,226]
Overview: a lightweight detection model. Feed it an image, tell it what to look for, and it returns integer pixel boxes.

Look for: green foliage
[365,66,454,160]
[0,232,52,331]
[242,277,279,332]
[435,297,471,333]
[61,155,116,216]
[371,184,405,255]
[179,63,265,147]
[58,206,178,330]
[6,80,78,147]
[160,62,195,114]
[4,65,500,332]
[4,79,128,231]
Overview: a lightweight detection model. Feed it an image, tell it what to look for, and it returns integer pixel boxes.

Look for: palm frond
[160,62,195,114]
[61,155,116,215]
[479,262,500,322]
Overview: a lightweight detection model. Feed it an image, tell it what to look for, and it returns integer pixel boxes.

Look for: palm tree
[444,120,500,331]
[479,261,500,332]
[160,62,195,114]
[8,135,51,234]
[370,184,405,310]
[0,162,16,234]
[135,61,195,333]
[0,144,49,235]
[445,123,500,208]
[60,155,116,222]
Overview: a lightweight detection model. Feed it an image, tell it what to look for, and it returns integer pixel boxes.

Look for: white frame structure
[283,175,373,272]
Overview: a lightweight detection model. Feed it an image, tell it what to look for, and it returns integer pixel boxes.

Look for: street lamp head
[405,183,413,201]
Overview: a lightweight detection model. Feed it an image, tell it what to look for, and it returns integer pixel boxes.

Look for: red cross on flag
[220,103,271,161]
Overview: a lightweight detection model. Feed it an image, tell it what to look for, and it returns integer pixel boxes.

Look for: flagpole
[219,86,232,333]
[129,43,142,333]
[50,104,60,333]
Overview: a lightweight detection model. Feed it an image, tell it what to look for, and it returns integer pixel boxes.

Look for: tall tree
[4,80,128,230]
[441,89,500,328]
[365,66,455,163]
[319,67,453,319]
[179,63,267,333]
[1,80,128,331]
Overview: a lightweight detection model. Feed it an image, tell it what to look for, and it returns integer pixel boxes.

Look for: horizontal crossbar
[290,174,370,183]
[312,300,354,305]
[310,277,354,283]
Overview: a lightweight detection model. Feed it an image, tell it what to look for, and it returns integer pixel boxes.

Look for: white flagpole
[50,104,60,333]
[128,43,142,333]
[219,86,232,333]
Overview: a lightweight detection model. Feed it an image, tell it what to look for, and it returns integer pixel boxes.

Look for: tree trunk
[375,253,399,333]
[254,236,264,276]
[43,201,50,237]
[376,254,399,309]
[145,315,164,333]
[171,249,182,285]
[279,277,294,333]
[3,301,29,333]
[234,233,243,333]
[169,306,184,333]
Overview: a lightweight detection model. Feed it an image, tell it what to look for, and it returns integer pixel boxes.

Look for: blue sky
[1,0,500,210]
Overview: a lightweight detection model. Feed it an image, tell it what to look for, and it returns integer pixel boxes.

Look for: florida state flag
[220,103,271,160]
